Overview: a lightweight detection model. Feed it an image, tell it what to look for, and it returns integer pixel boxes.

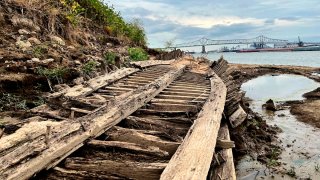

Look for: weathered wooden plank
[87,140,169,157]
[107,127,180,156]
[229,105,247,128]
[130,59,176,68]
[160,72,227,180]
[64,157,167,180]
[208,123,236,180]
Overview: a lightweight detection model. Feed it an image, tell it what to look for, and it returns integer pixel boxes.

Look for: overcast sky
[107,0,320,48]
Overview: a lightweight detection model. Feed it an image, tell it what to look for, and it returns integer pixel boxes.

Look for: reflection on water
[238,74,320,179]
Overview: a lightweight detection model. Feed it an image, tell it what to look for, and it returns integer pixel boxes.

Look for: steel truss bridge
[170,35,319,53]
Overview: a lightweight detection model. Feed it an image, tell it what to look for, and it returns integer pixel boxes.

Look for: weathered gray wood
[87,140,169,157]
[229,105,247,128]
[130,59,176,68]
[62,68,138,98]
[160,72,227,180]
[0,65,186,180]
[209,123,236,180]
[216,139,235,149]
[64,157,167,180]
[49,167,123,179]
[107,127,181,156]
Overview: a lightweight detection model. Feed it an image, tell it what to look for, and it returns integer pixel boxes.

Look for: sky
[106,0,320,48]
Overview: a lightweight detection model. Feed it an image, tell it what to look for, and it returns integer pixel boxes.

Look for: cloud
[107,0,320,47]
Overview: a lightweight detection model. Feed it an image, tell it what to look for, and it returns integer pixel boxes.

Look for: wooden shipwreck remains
[0,60,184,180]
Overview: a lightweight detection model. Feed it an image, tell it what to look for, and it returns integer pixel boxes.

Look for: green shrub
[0,93,28,111]
[103,52,116,65]
[82,61,98,75]
[73,0,147,46]
[33,45,48,58]
[36,67,68,84]
[128,47,148,61]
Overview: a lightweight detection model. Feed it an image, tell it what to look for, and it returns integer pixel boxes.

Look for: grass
[36,67,69,84]
[32,45,48,58]
[103,51,117,65]
[82,61,98,75]
[128,47,148,61]
[0,93,28,111]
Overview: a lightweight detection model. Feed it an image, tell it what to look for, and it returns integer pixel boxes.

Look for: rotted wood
[160,72,227,180]
[130,59,176,68]
[64,157,167,180]
[229,105,247,128]
[106,127,180,156]
[208,123,236,180]
[48,167,124,180]
[0,65,186,180]
[50,68,138,99]
[123,116,189,136]
[87,140,169,157]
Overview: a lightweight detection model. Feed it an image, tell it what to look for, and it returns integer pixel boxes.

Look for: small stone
[31,58,40,62]
[16,39,32,50]
[265,99,277,111]
[42,58,54,65]
[18,29,30,35]
[67,46,75,50]
[49,35,65,46]
[73,77,84,85]
[28,37,41,45]
[106,43,113,47]
[74,60,81,65]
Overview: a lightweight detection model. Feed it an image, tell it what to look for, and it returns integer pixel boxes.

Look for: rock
[61,58,70,66]
[18,29,30,35]
[16,39,32,51]
[265,99,277,111]
[73,77,84,85]
[67,46,75,50]
[42,58,54,65]
[278,114,286,117]
[74,60,81,66]
[49,35,65,46]
[28,37,41,45]
[106,43,113,47]
[31,58,40,63]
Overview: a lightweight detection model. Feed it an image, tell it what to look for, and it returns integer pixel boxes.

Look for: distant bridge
[170,35,320,53]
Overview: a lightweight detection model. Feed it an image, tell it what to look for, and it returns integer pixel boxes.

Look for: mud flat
[231,64,320,179]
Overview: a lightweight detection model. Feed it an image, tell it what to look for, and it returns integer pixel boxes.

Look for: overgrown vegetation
[65,0,147,46]
[103,52,116,65]
[32,45,48,58]
[36,67,69,84]
[0,93,28,111]
[128,47,148,61]
[82,61,98,75]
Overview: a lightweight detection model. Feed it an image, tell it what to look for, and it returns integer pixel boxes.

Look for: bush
[36,67,68,84]
[103,52,116,65]
[73,0,147,46]
[128,47,148,61]
[82,61,98,75]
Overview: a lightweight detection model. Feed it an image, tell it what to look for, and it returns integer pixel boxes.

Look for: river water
[239,75,320,179]
[194,51,320,67]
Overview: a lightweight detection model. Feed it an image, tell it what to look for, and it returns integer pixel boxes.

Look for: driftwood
[208,123,236,180]
[160,72,227,180]
[130,59,176,68]
[64,157,167,180]
[0,65,186,180]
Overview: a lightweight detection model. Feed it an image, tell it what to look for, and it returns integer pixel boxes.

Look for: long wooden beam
[160,72,227,180]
